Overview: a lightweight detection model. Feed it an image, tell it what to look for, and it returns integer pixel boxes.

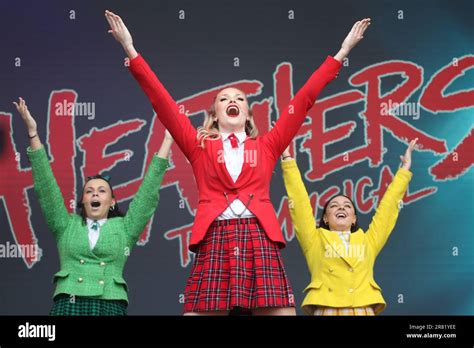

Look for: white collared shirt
[86,217,107,250]
[217,131,255,220]
[336,230,351,252]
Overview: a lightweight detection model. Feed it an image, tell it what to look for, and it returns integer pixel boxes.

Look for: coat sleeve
[27,146,71,241]
[281,159,318,253]
[366,167,412,256]
[128,54,199,161]
[262,56,341,160]
[123,155,169,247]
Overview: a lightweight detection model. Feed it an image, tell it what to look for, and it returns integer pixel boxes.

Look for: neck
[219,126,245,134]
[87,216,107,221]
[330,225,351,232]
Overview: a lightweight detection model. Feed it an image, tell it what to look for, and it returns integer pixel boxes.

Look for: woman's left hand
[400,138,418,171]
[164,129,174,142]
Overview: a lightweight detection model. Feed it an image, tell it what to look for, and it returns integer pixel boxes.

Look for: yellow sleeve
[281,159,317,253]
[366,167,413,256]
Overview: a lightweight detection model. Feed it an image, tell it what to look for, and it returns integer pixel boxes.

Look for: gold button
[99,280,104,285]
[78,277,83,283]
[329,268,334,273]
[349,288,353,293]
[328,288,333,292]
[80,260,85,264]
[100,262,106,266]
[348,268,353,272]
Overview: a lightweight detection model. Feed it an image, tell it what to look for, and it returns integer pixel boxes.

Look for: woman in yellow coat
[281,139,417,315]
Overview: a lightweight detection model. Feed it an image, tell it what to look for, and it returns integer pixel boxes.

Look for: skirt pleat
[184,217,294,313]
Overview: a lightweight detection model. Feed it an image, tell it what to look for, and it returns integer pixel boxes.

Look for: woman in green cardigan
[14,97,171,315]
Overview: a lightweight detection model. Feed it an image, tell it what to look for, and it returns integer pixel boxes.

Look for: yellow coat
[281,160,412,315]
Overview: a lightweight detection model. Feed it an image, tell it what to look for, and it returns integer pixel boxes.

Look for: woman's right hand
[105,10,138,58]
[13,97,37,137]
[281,145,293,161]
[334,18,371,62]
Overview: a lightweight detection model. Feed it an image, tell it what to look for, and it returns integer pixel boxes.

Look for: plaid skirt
[49,294,128,316]
[184,217,295,313]
[313,306,375,316]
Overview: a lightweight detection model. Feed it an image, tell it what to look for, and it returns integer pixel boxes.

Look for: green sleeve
[27,146,71,240]
[123,155,169,245]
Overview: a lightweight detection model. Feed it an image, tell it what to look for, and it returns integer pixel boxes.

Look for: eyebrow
[85,186,107,190]
[330,201,353,205]
[220,94,244,97]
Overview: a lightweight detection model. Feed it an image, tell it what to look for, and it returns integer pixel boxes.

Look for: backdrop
[0,0,473,315]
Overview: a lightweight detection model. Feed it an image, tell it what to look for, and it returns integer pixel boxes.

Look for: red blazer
[129,54,341,251]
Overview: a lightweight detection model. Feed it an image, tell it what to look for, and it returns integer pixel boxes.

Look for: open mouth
[226,104,240,117]
[91,201,101,209]
[336,212,347,219]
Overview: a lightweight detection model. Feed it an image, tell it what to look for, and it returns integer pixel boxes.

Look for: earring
[110,206,115,212]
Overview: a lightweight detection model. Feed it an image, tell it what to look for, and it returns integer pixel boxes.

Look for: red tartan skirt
[183,217,295,313]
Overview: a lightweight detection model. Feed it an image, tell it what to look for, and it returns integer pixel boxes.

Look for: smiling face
[323,195,357,232]
[213,88,250,134]
[81,178,115,220]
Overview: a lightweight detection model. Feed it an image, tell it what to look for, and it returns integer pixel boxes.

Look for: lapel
[212,135,254,188]
[83,219,109,258]
[320,228,365,268]
[235,137,254,186]
[214,138,235,187]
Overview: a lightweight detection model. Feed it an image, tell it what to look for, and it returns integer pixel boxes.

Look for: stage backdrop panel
[0,0,473,314]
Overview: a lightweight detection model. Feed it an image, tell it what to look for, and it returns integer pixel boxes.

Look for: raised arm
[366,138,417,256]
[123,130,172,246]
[263,18,371,159]
[105,10,199,161]
[281,146,318,253]
[14,98,70,240]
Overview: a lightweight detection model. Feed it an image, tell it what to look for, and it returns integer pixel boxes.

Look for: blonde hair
[197,94,259,148]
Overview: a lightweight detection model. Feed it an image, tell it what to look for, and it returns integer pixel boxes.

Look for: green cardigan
[27,146,169,303]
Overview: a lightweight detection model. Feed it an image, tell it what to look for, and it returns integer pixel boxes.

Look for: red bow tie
[228,133,239,149]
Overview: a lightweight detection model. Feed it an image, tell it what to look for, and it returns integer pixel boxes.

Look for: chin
[87,211,106,220]
[333,223,350,231]
[225,120,244,129]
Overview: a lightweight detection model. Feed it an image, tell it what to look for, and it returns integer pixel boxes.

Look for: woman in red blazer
[105,10,370,315]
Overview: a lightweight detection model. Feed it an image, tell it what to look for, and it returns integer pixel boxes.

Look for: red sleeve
[262,55,342,159]
[128,54,199,161]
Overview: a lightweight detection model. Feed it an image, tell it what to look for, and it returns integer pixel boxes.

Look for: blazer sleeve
[123,155,169,246]
[281,159,318,253]
[366,167,413,256]
[27,146,71,241]
[128,54,199,161]
[262,56,341,160]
